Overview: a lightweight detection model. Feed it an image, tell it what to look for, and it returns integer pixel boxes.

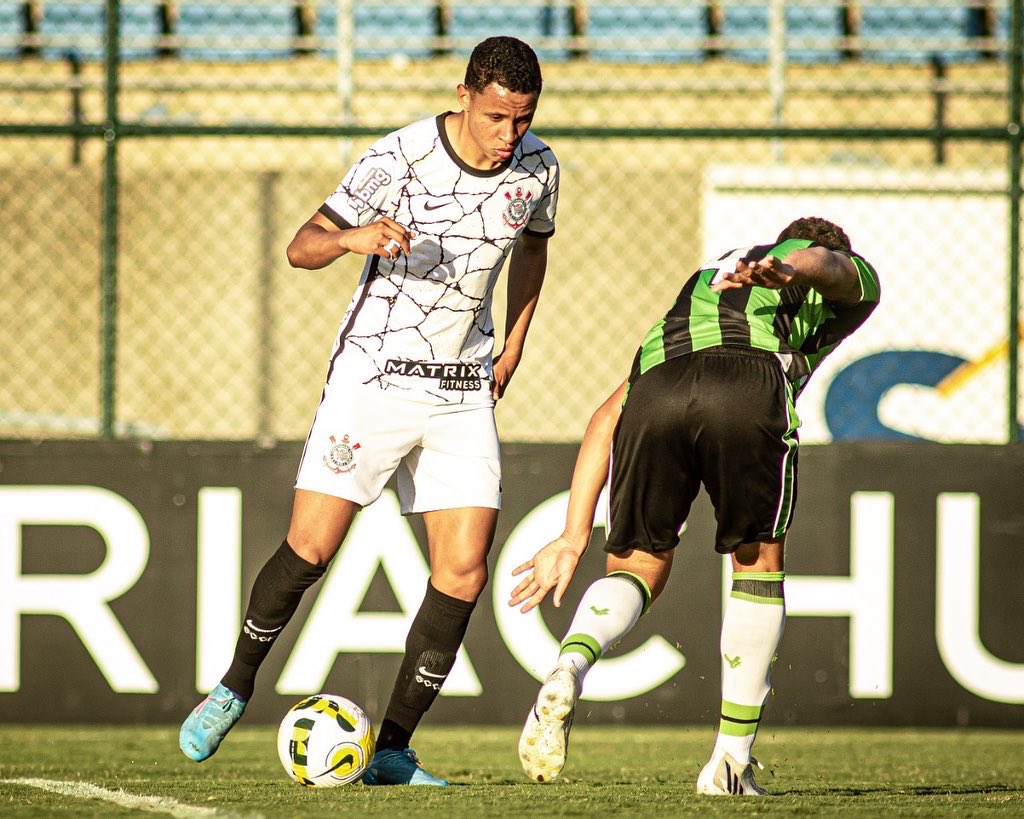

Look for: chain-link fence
[1,0,1021,443]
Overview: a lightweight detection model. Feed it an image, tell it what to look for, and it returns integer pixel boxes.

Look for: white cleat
[696,751,768,796]
[518,666,581,783]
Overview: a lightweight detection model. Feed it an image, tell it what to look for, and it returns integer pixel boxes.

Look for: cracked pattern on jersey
[322,115,559,402]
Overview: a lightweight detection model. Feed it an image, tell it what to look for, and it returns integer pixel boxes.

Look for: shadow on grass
[794,784,1023,797]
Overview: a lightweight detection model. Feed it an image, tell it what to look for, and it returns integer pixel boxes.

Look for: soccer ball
[276,694,376,787]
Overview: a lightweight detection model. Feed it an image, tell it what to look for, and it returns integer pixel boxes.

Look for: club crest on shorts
[502,186,533,229]
[323,434,361,474]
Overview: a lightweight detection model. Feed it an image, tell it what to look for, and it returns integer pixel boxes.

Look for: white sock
[711,571,786,764]
[556,572,650,684]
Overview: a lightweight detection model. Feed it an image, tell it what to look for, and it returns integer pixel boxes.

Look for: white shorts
[295,380,501,514]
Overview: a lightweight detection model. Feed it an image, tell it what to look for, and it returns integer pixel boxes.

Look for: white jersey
[320,113,559,403]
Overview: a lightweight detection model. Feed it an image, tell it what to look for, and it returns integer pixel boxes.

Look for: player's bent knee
[431,563,488,602]
[283,536,339,568]
[606,548,674,602]
[732,538,785,573]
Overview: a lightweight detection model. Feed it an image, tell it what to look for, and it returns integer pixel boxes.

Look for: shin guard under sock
[713,571,786,763]
[376,581,476,750]
[220,540,326,701]
[557,571,650,682]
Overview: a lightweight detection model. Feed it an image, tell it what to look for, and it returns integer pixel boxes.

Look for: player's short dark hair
[464,36,543,96]
[776,217,852,252]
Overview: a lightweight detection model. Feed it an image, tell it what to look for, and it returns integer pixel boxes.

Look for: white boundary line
[2,778,218,817]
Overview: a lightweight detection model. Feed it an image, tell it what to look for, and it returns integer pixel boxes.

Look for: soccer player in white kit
[179,36,558,786]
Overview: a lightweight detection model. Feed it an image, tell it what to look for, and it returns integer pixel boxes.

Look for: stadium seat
[40,1,104,60]
[721,4,844,63]
[120,2,162,60]
[316,2,436,59]
[0,1,24,59]
[587,5,707,63]
[449,4,572,61]
[720,3,765,62]
[994,4,1012,58]
[859,5,977,63]
[36,0,161,61]
[177,2,296,61]
[785,5,845,63]
[997,3,1013,37]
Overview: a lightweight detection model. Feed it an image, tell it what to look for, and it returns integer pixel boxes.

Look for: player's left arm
[712,246,864,305]
[492,230,549,400]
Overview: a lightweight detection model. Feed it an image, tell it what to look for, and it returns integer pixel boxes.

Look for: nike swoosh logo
[417,666,447,679]
[319,753,355,776]
[245,620,283,634]
[423,201,447,211]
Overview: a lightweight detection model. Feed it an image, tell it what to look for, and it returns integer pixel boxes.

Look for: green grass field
[2,725,1023,816]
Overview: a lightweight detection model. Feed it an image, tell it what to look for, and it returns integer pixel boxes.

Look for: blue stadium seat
[720,4,765,62]
[449,5,572,61]
[38,1,160,60]
[41,1,104,60]
[997,4,1013,37]
[587,5,706,63]
[786,5,844,63]
[316,3,435,59]
[177,3,296,61]
[995,4,1013,58]
[859,5,976,63]
[722,4,843,63]
[0,1,23,59]
[120,3,162,60]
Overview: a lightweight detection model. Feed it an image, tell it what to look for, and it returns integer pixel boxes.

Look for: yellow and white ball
[277,694,376,787]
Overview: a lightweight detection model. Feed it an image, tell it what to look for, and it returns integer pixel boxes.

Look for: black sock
[376,581,476,750]
[220,540,325,701]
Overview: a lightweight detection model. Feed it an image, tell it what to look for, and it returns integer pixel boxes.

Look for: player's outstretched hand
[343,217,415,260]
[711,254,797,292]
[509,536,583,613]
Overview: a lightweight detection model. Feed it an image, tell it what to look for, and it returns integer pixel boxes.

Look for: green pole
[100,0,119,437]
[1009,0,1022,442]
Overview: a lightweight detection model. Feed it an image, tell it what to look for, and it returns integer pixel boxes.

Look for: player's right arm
[509,378,628,613]
[286,211,413,270]
[711,246,863,304]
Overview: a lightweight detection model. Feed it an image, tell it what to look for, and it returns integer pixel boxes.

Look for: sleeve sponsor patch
[348,166,392,209]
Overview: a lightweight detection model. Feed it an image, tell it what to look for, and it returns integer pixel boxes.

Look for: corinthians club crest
[324,434,361,474]
[502,186,533,229]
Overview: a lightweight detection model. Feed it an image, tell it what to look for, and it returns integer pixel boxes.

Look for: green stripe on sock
[734,571,785,582]
[719,700,762,737]
[560,633,601,664]
[731,571,785,605]
[730,590,785,605]
[718,719,760,737]
[607,570,653,614]
[722,700,763,721]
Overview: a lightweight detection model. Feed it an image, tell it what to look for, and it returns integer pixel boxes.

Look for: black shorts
[605,347,799,555]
